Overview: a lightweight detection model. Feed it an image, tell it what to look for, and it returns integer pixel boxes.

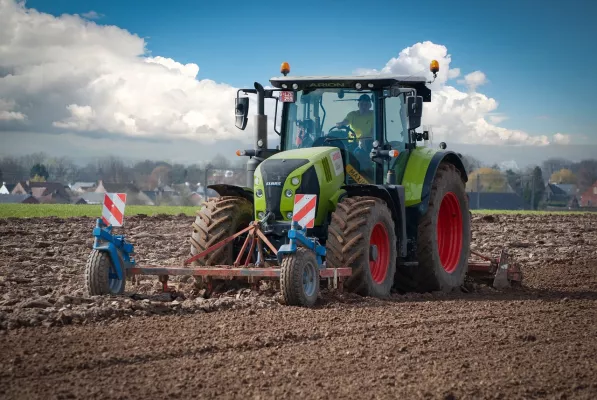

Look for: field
[1,203,595,219]
[0,203,200,218]
[1,208,596,399]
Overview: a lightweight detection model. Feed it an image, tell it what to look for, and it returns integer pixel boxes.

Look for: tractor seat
[311,136,328,148]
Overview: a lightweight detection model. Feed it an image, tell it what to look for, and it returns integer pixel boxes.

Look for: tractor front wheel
[190,196,253,265]
[280,247,320,307]
[326,196,397,298]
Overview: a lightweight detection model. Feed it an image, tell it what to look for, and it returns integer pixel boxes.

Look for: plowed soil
[1,213,596,399]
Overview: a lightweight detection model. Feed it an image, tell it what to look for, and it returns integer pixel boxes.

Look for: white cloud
[81,11,103,20]
[553,133,571,145]
[447,68,461,80]
[0,0,272,146]
[457,70,488,91]
[0,1,575,150]
[355,41,571,146]
[0,98,26,121]
[488,114,508,124]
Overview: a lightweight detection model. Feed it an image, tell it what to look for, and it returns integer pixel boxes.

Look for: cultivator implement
[86,213,353,306]
[85,197,523,308]
[467,249,523,288]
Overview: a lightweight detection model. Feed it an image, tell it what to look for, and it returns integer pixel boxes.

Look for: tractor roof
[269,74,432,101]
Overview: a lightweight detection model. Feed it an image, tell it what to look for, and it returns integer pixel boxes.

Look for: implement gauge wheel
[280,247,320,307]
[396,162,471,293]
[326,196,397,298]
[84,249,125,296]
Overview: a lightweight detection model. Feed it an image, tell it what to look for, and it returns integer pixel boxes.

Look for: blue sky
[24,0,597,142]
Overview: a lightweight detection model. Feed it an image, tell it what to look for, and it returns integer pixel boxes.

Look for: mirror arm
[273,97,281,136]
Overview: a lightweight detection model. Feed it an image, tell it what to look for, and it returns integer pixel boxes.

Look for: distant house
[160,185,176,194]
[70,182,97,193]
[94,180,154,205]
[0,194,39,204]
[0,182,16,194]
[544,183,570,206]
[468,192,527,210]
[73,192,107,205]
[554,183,578,197]
[579,181,597,207]
[11,180,71,204]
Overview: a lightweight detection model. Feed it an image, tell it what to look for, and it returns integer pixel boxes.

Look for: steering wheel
[323,125,358,152]
[327,125,355,140]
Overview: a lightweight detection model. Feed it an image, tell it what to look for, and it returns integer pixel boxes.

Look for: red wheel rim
[436,192,463,273]
[370,222,390,284]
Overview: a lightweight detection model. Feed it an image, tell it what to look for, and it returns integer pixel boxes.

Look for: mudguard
[418,151,467,215]
[207,184,254,203]
[342,184,407,257]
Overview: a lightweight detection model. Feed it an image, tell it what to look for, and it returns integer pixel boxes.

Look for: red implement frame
[467,248,523,288]
[125,219,521,293]
[127,220,352,292]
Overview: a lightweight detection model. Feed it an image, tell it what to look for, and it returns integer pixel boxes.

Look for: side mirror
[406,95,423,130]
[235,96,249,130]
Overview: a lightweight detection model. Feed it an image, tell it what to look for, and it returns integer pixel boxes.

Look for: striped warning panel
[102,193,127,227]
[292,194,317,229]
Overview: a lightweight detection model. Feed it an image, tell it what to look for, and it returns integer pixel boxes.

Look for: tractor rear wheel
[396,162,470,293]
[326,196,397,298]
[190,196,253,266]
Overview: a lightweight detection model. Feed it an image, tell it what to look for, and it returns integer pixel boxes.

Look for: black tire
[280,247,320,307]
[326,196,397,297]
[190,196,253,266]
[84,249,126,296]
[395,162,471,293]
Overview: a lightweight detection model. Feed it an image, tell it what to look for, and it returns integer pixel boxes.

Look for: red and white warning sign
[292,194,317,229]
[102,193,127,227]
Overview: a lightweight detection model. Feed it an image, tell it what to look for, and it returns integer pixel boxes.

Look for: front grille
[260,158,309,220]
[321,158,333,182]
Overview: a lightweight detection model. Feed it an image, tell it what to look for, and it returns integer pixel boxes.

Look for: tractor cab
[269,76,431,186]
[233,62,438,189]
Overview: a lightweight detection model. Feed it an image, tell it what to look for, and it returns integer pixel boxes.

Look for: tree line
[1,152,596,200]
[0,152,245,191]
[459,154,597,209]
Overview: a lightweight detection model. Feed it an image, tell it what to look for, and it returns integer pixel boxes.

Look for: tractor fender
[341,184,407,257]
[207,184,254,203]
[418,151,468,216]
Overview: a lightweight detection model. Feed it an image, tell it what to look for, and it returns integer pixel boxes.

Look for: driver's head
[358,94,372,112]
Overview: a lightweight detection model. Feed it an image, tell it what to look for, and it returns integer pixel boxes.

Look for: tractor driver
[335,93,375,180]
[336,94,374,141]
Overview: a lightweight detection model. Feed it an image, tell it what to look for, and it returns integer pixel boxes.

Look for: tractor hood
[253,146,345,224]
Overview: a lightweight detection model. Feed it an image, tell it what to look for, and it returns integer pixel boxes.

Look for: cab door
[382,94,411,184]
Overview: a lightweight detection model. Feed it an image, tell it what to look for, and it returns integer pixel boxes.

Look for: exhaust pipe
[246,82,268,189]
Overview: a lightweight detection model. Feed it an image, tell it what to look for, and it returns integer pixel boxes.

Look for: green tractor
[190,60,472,306]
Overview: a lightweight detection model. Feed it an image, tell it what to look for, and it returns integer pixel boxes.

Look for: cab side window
[384,95,408,151]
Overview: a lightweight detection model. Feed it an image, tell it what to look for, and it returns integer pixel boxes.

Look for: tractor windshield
[280,88,409,184]
[282,88,378,151]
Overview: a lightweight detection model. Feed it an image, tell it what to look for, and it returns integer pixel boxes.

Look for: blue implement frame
[92,218,135,281]
[276,221,327,267]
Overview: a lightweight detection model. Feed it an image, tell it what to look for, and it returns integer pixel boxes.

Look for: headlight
[286,211,293,219]
[257,211,265,220]
[291,177,300,186]
[256,189,263,197]
[285,189,293,197]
